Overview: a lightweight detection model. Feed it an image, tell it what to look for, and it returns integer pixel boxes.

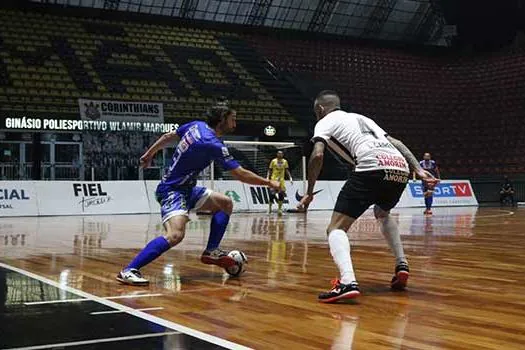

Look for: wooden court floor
[1,207,524,349]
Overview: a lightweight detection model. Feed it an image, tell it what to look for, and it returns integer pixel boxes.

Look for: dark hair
[316,90,339,100]
[206,97,235,128]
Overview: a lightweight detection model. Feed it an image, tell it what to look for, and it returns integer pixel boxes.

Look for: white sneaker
[116,268,149,285]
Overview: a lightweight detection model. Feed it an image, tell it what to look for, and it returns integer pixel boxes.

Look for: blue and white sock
[206,211,230,251]
[125,236,170,271]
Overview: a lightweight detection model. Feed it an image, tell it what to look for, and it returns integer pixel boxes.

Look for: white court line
[24,293,163,306]
[0,262,251,350]
[91,307,164,315]
[3,331,179,350]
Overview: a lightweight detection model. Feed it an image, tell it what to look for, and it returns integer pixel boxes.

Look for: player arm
[286,168,293,182]
[145,132,179,155]
[214,143,273,187]
[266,164,272,179]
[140,132,179,167]
[435,165,441,179]
[386,136,426,178]
[231,167,273,186]
[306,141,325,195]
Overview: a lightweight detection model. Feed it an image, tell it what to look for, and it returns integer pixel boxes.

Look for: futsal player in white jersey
[299,90,437,303]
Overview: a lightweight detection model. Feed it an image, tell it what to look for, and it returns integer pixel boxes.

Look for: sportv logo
[409,182,472,198]
[73,183,111,211]
[0,189,30,209]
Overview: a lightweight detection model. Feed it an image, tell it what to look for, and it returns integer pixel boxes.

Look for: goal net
[198,141,306,211]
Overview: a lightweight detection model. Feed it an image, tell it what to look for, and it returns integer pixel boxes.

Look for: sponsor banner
[405,180,478,207]
[243,181,334,212]
[289,181,335,210]
[2,117,178,133]
[213,181,249,211]
[79,98,164,123]
[36,181,149,216]
[244,182,295,211]
[0,181,38,217]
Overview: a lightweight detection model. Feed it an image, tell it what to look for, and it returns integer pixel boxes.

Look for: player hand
[268,180,281,191]
[416,169,439,186]
[139,153,153,169]
[297,194,313,210]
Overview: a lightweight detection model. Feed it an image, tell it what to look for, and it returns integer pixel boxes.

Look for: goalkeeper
[266,150,293,215]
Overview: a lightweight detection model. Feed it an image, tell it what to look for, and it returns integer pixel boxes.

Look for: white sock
[378,214,407,265]
[328,229,356,284]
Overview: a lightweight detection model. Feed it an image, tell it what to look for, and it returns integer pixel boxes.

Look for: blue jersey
[157,121,240,194]
[420,160,438,177]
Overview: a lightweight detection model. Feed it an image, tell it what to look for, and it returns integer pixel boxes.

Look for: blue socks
[126,236,171,271]
[125,211,230,271]
[206,211,230,251]
[425,196,433,210]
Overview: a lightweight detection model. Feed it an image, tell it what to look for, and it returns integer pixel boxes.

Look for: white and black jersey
[312,110,409,173]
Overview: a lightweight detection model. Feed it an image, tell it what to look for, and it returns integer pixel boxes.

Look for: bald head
[314,90,341,120]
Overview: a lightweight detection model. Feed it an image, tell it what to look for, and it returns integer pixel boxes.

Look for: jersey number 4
[358,118,378,139]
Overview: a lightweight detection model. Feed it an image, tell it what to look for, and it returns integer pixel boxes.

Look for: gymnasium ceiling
[30,0,448,45]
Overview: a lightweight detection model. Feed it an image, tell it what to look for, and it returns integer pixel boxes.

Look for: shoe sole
[391,271,409,290]
[201,256,237,269]
[318,290,361,303]
[116,276,149,286]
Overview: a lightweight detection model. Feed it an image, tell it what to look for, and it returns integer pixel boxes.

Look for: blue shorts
[156,186,212,223]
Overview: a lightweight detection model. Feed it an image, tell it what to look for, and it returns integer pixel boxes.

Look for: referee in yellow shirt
[266,151,293,215]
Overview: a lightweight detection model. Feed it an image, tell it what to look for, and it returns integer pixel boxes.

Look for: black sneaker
[391,262,409,290]
[318,279,360,303]
[201,248,236,269]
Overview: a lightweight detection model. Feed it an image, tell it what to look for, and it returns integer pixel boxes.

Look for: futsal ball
[225,250,248,277]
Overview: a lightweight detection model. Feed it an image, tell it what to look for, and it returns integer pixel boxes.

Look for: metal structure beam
[180,0,198,19]
[103,0,120,10]
[402,2,428,42]
[413,0,448,44]
[245,0,272,26]
[307,0,338,32]
[362,0,397,38]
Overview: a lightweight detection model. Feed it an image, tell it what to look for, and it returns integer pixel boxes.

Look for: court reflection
[0,208,479,261]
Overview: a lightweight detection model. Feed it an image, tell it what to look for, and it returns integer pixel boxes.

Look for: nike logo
[295,189,323,201]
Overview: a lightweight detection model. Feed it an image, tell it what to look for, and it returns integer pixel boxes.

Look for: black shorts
[334,169,409,219]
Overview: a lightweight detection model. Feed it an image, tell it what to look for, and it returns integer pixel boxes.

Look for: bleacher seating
[0,9,295,126]
[245,33,525,176]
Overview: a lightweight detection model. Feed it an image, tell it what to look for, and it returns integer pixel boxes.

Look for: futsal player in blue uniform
[117,101,280,285]
[418,153,440,215]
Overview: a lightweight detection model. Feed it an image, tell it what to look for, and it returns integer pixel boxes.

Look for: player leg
[195,188,237,269]
[376,172,410,290]
[117,190,189,285]
[268,189,274,214]
[277,184,285,215]
[318,174,371,303]
[423,181,433,215]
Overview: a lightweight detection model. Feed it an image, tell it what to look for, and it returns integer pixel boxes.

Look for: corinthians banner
[78,98,164,123]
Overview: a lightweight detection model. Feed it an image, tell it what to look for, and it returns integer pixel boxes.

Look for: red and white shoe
[318,279,360,303]
[201,248,237,269]
[391,262,409,290]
